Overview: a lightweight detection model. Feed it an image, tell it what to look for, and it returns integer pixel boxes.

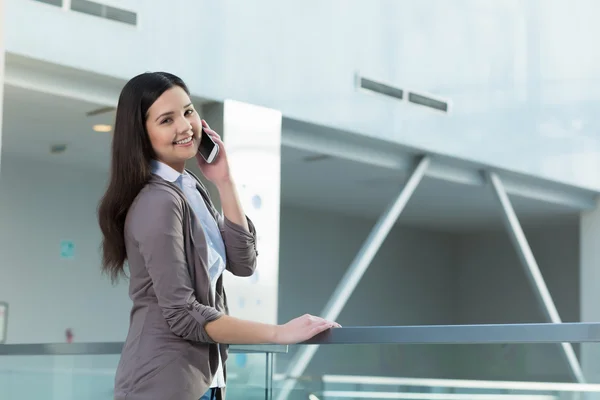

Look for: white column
[0,0,4,172]
[580,201,600,385]
[195,100,282,325]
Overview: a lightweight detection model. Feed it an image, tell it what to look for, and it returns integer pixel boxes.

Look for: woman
[98,72,339,400]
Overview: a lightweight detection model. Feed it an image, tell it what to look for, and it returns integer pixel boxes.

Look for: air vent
[303,154,331,163]
[31,0,62,6]
[359,77,404,101]
[357,73,450,114]
[70,0,137,26]
[408,92,449,113]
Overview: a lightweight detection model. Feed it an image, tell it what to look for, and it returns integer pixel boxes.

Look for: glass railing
[0,343,286,400]
[2,322,600,400]
[273,322,600,400]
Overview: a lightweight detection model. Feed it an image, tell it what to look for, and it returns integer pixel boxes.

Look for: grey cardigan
[113,172,258,400]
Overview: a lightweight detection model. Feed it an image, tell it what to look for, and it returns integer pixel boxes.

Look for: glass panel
[273,343,600,400]
[226,353,272,400]
[0,354,119,399]
[0,349,274,399]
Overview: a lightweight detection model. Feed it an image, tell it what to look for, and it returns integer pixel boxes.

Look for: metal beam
[276,156,430,400]
[282,126,598,210]
[487,171,585,383]
[301,322,600,345]
[0,342,288,356]
[3,323,600,356]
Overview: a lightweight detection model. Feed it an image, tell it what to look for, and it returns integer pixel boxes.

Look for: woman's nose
[176,116,192,134]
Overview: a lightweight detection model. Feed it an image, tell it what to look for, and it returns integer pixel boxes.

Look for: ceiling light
[93,124,112,133]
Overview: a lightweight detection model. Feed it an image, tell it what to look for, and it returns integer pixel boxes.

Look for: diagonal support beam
[487,171,585,383]
[276,156,431,400]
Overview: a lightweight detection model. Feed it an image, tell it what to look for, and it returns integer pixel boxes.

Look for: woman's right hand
[274,314,341,345]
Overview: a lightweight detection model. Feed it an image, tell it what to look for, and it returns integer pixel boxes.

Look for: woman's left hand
[196,120,232,187]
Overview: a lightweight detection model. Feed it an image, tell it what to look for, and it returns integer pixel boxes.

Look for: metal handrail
[2,322,600,357]
[302,322,600,345]
[0,342,288,356]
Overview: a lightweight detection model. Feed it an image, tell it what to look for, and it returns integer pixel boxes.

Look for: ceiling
[1,84,117,171]
[0,84,581,231]
[280,145,579,230]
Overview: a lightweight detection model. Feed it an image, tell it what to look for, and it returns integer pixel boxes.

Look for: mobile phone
[198,128,219,163]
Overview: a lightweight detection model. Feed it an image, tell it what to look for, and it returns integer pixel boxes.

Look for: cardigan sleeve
[219,214,258,277]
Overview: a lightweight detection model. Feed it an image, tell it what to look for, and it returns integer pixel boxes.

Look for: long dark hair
[98,72,190,282]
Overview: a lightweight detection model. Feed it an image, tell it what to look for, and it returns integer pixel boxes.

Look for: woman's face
[145,86,202,172]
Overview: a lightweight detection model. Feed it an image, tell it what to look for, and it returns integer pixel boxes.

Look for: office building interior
[2,0,600,399]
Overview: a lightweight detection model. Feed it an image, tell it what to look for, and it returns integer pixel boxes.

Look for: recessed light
[93,124,112,132]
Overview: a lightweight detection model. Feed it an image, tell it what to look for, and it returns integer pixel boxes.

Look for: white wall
[0,154,131,344]
[6,0,600,190]
[277,205,459,379]
[454,221,580,382]
[456,223,580,326]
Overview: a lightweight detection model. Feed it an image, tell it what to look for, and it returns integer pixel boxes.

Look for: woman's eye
[185,109,194,116]
[161,118,172,124]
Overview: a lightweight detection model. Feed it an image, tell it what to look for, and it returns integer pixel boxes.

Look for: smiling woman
[145,86,201,172]
[96,72,339,400]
